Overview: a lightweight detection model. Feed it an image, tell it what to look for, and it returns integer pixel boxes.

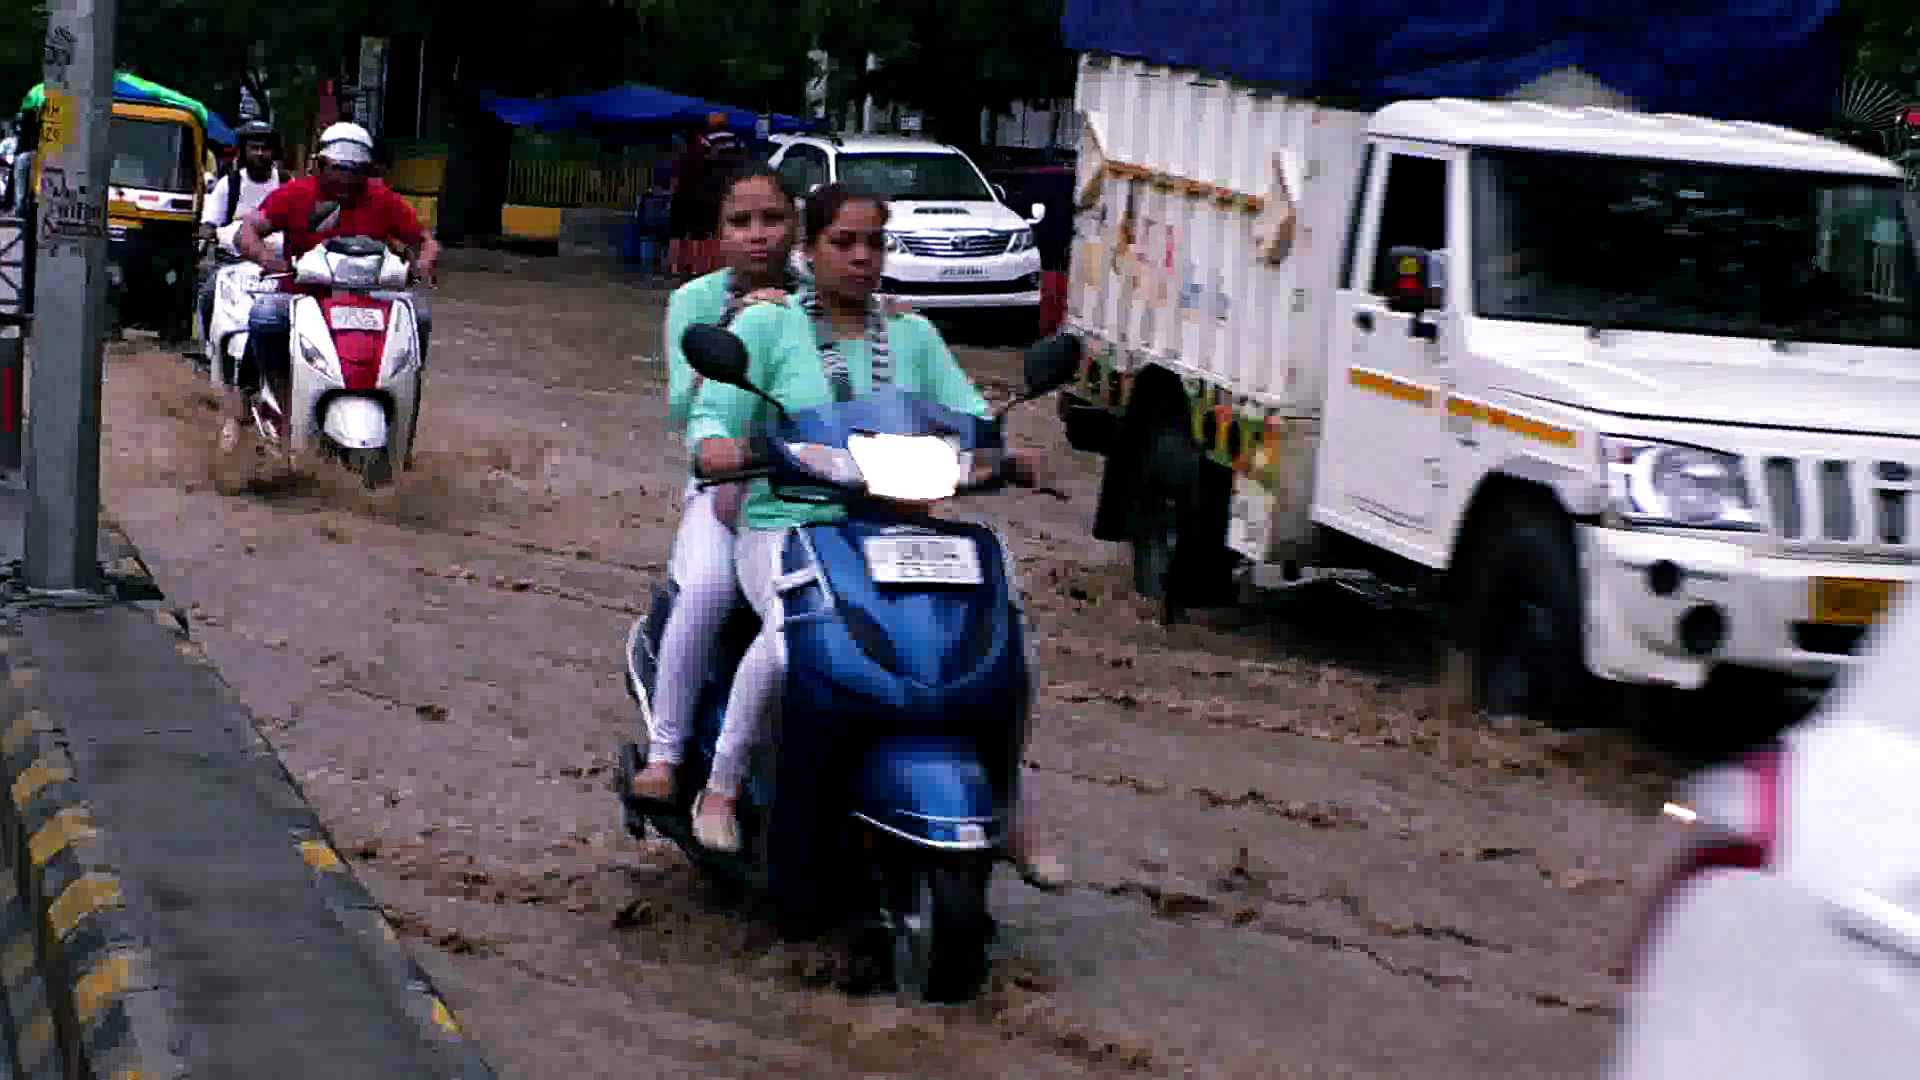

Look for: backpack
[224,167,291,224]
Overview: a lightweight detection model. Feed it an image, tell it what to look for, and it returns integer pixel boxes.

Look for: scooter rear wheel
[890,860,992,1004]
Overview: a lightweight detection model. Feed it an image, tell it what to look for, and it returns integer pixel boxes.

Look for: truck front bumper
[1581,525,1919,689]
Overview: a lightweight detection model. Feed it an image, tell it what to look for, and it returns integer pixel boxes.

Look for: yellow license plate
[1810,577,1901,626]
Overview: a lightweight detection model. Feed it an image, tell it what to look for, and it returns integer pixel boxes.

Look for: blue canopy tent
[480,83,822,136]
[1060,0,1844,129]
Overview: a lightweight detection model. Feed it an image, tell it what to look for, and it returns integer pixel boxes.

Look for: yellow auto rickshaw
[21,74,214,341]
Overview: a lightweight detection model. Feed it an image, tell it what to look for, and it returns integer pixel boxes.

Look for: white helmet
[316,122,374,167]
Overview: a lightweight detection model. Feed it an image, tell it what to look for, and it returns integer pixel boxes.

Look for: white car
[767,134,1045,326]
[1613,599,1920,1079]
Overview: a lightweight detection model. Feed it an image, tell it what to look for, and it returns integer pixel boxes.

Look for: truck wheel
[1462,502,1593,730]
[1130,426,1190,603]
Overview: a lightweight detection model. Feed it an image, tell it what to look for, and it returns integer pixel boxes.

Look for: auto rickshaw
[20,74,217,341]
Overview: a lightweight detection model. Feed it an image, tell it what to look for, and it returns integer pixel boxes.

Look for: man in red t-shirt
[225,122,440,443]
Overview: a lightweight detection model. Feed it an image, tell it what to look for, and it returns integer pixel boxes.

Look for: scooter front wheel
[890,859,991,1004]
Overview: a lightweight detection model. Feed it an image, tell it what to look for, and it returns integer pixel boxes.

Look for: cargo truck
[1051,2,1918,725]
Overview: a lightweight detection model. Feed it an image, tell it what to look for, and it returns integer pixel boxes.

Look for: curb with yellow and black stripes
[0,529,497,1079]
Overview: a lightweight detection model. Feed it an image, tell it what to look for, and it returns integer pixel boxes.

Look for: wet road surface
[98,250,1691,1077]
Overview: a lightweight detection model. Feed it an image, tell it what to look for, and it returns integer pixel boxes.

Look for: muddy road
[99,250,1688,1077]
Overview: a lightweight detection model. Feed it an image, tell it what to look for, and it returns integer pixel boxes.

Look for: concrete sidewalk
[0,481,493,1078]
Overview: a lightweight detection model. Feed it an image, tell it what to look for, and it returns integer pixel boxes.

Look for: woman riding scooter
[685,183,1068,889]
[631,162,800,808]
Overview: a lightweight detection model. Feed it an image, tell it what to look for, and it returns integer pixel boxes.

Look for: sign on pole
[24,0,117,591]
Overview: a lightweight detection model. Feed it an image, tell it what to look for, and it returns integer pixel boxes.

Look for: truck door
[1327,143,1455,545]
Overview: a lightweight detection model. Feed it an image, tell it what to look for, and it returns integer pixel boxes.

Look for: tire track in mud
[352,838,1171,1076]
[1027,759,1625,1022]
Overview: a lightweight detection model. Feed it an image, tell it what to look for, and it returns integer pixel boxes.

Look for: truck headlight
[1602,437,1761,530]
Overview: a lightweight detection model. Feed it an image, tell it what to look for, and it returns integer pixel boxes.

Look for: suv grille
[1761,456,1915,549]
[898,232,1012,258]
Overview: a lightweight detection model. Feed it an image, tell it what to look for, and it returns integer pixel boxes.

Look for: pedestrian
[668,114,745,277]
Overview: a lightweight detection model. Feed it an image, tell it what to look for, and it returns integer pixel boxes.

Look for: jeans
[645,480,739,767]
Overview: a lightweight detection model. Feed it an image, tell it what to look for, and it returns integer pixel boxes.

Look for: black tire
[1461,500,1596,730]
[891,860,992,1004]
[343,447,393,490]
[1131,425,1209,628]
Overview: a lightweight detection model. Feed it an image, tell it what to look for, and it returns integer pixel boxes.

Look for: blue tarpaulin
[481,83,822,136]
[1061,1,1844,129]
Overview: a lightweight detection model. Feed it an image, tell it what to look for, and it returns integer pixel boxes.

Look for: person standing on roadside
[669,114,745,276]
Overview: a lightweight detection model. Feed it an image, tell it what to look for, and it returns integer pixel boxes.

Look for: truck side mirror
[1384,246,1433,316]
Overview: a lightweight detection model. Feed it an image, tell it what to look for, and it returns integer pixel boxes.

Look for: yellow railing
[507,159,652,209]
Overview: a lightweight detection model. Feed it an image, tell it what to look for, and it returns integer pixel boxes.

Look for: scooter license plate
[862,535,984,586]
[329,305,386,332]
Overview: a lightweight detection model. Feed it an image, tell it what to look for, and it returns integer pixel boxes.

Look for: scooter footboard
[852,736,1001,851]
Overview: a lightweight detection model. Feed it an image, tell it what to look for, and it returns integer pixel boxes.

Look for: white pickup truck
[1053,22,1919,725]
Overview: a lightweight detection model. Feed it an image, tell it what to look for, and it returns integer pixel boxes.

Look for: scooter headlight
[783,441,865,488]
[846,433,961,503]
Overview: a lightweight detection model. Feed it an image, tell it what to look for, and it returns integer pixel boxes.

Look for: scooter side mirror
[1022,334,1082,399]
[994,334,1083,422]
[682,323,788,421]
[309,200,341,233]
[682,324,752,386]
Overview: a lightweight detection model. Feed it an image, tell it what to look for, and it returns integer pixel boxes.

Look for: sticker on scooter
[329,306,386,332]
[862,535,984,585]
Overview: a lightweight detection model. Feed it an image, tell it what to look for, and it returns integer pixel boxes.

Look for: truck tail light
[1617,744,1784,982]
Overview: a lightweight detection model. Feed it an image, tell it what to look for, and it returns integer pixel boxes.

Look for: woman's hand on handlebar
[695,436,759,479]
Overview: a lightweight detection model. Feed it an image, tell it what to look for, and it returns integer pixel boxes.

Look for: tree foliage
[0,0,1076,142]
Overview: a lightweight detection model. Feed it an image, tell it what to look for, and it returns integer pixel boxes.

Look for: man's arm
[234,208,288,273]
[380,187,439,284]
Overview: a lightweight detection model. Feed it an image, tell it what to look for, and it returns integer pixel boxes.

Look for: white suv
[767,134,1046,325]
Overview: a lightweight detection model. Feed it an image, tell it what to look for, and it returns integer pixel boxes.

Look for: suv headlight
[884,232,904,253]
[1602,437,1761,530]
[1007,229,1033,253]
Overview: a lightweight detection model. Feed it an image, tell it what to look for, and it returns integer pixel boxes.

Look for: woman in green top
[631,163,798,805]
[685,184,1067,889]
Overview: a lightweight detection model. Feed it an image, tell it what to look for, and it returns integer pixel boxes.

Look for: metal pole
[24,0,116,591]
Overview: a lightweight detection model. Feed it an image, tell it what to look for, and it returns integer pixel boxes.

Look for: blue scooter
[616,324,1080,1003]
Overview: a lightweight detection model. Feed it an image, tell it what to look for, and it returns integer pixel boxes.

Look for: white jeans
[646,480,739,766]
[707,526,789,796]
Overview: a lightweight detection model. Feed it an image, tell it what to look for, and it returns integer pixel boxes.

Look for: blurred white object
[1614,595,1920,1079]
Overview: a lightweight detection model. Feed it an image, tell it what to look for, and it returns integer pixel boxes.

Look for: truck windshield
[108,116,195,194]
[1472,149,1920,348]
[837,153,993,202]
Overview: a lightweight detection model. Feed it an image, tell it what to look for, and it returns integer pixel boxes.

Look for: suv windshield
[837,153,992,202]
[109,116,195,194]
[1472,149,1920,348]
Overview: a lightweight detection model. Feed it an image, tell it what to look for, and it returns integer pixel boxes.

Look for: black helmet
[234,120,277,148]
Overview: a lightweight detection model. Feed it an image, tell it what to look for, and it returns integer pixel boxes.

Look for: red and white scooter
[249,235,423,489]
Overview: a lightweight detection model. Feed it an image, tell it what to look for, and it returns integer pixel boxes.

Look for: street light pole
[24,0,117,591]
